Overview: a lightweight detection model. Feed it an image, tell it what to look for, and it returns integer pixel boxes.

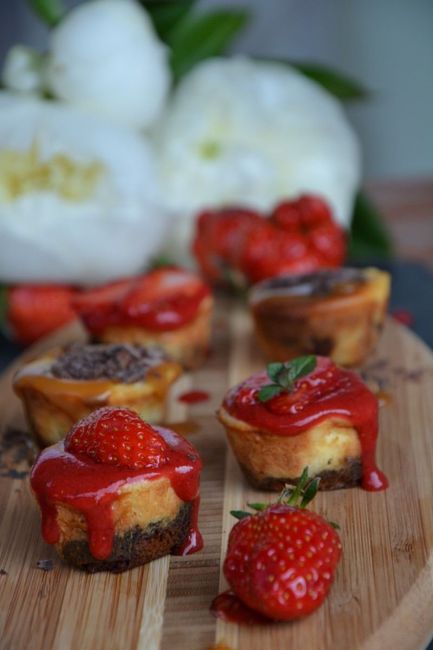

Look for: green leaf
[247,502,267,512]
[256,58,367,101]
[150,254,177,269]
[276,367,295,390]
[285,467,310,506]
[329,520,341,530]
[257,383,282,403]
[348,191,394,259]
[28,0,64,26]
[300,477,321,508]
[266,362,285,383]
[292,62,367,101]
[140,0,197,40]
[287,356,317,382]
[168,9,249,81]
[276,356,316,390]
[230,510,251,520]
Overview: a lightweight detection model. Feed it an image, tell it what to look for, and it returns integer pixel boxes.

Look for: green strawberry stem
[230,467,325,522]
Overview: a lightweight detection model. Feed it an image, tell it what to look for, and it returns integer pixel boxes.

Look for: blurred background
[2,0,433,179]
[0,0,432,354]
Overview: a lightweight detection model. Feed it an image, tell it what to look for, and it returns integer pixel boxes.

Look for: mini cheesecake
[14,343,181,447]
[30,407,203,573]
[218,356,388,492]
[250,267,391,367]
[73,268,213,369]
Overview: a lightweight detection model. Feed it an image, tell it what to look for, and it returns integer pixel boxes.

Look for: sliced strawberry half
[121,268,211,330]
[73,269,211,333]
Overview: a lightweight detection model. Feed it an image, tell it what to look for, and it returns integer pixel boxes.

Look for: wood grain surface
[1,299,433,650]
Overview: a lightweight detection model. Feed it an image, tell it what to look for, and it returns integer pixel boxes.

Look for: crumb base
[239,458,362,492]
[59,502,192,573]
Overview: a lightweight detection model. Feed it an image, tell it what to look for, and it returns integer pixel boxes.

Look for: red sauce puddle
[392,309,414,327]
[376,389,392,407]
[178,390,210,404]
[224,356,388,491]
[210,590,271,625]
[30,426,203,560]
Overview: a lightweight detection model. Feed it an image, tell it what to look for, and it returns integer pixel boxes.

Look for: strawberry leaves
[256,383,282,402]
[258,355,316,402]
[230,467,328,520]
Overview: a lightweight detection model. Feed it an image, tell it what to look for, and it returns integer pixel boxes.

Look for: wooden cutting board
[1,297,433,650]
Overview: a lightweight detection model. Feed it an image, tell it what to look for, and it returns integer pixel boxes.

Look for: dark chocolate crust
[51,343,167,383]
[60,502,192,573]
[239,458,363,492]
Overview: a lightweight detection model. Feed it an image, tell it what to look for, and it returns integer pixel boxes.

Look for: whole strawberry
[223,470,342,621]
[6,284,77,344]
[65,406,168,470]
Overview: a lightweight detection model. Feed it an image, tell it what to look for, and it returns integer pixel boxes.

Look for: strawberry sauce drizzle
[210,590,270,625]
[30,426,202,560]
[74,268,211,334]
[224,356,388,491]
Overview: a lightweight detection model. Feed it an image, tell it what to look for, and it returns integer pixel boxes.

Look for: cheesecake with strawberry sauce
[14,343,181,447]
[218,355,388,491]
[73,268,213,369]
[30,407,203,572]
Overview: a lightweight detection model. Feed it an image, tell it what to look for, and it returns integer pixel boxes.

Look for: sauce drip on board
[210,590,270,625]
[223,356,388,491]
[30,426,203,560]
[178,390,210,404]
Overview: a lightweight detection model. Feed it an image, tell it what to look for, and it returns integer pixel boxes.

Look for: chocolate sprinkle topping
[51,344,168,384]
[250,268,366,301]
[36,559,54,571]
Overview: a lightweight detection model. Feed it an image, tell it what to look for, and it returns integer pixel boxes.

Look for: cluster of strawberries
[4,194,344,344]
[193,195,346,286]
[5,268,207,344]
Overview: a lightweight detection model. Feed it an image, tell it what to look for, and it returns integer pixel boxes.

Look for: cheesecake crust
[59,503,192,573]
[239,458,362,491]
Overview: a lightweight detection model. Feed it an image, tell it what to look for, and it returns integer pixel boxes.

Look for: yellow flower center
[198,140,221,160]
[0,141,105,203]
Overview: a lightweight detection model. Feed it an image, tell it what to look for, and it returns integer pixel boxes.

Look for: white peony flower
[2,45,46,94]
[0,92,169,285]
[154,57,361,263]
[46,0,170,130]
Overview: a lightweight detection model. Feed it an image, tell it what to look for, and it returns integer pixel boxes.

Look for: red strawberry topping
[65,407,168,470]
[7,284,77,345]
[192,195,346,287]
[72,268,211,333]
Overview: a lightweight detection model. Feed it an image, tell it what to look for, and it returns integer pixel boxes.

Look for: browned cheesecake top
[249,268,367,304]
[51,343,168,384]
